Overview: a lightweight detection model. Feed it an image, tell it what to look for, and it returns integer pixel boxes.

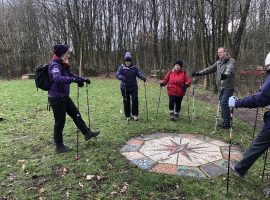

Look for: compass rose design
[154,139,207,161]
[120,133,243,178]
[139,136,223,166]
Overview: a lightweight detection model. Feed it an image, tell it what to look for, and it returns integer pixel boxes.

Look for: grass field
[0,78,269,199]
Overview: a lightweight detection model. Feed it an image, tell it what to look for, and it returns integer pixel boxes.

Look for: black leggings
[48,96,88,146]
[169,95,183,113]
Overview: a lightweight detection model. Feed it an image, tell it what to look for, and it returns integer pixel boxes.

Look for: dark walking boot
[218,122,230,129]
[230,163,244,178]
[170,112,176,122]
[174,113,179,120]
[56,144,72,153]
[85,129,100,141]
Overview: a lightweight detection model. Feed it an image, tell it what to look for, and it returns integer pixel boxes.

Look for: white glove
[228,96,238,108]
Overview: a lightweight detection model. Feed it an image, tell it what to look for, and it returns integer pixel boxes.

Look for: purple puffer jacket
[48,59,75,97]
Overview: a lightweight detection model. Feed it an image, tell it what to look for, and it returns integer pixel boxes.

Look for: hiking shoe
[56,145,72,153]
[126,117,131,121]
[170,116,177,122]
[133,116,139,121]
[218,123,230,129]
[85,130,100,141]
[230,164,243,178]
[174,113,179,120]
[169,112,175,121]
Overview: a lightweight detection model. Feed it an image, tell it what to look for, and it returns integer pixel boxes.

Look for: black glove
[72,77,85,87]
[160,82,164,87]
[84,78,91,84]
[185,83,190,88]
[121,76,126,82]
[221,74,227,80]
[192,72,200,77]
[78,82,84,87]
[184,84,189,92]
[142,77,146,82]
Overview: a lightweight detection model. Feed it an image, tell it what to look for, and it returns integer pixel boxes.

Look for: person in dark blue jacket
[116,52,146,121]
[48,44,99,153]
[228,52,270,177]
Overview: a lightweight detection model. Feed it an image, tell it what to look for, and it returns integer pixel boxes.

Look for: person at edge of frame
[115,51,146,121]
[160,60,191,121]
[228,52,270,177]
[48,44,100,153]
[192,47,236,129]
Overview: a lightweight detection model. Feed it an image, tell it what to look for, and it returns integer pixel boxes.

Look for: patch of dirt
[51,164,69,178]
[193,85,264,129]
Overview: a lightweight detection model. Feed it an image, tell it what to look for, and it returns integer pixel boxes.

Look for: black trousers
[235,111,270,176]
[121,88,138,117]
[169,95,183,114]
[48,96,89,146]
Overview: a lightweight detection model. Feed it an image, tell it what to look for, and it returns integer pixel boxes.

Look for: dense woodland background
[0,0,269,91]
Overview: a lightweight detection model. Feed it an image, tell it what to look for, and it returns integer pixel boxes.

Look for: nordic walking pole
[226,108,234,196]
[191,77,199,124]
[75,84,80,160]
[124,82,129,124]
[144,82,149,122]
[86,83,91,128]
[191,83,195,124]
[262,149,268,181]
[214,101,220,132]
[186,87,190,123]
[156,86,162,118]
[252,108,259,141]
[252,84,263,141]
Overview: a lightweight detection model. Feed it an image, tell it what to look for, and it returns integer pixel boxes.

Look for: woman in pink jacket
[160,60,191,121]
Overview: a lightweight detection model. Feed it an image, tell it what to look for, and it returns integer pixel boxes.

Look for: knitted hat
[53,44,69,57]
[175,60,183,67]
[124,52,132,61]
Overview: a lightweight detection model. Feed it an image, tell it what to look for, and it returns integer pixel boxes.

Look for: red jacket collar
[52,54,70,68]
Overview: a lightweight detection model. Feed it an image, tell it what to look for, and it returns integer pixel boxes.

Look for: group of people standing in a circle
[116,47,235,128]
[47,43,270,181]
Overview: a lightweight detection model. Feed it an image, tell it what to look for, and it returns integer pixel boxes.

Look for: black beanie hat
[53,44,69,57]
[175,60,183,67]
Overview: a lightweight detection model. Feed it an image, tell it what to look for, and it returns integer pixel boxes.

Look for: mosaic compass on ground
[120,133,243,178]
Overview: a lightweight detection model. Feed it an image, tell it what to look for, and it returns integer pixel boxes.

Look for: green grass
[0,78,268,199]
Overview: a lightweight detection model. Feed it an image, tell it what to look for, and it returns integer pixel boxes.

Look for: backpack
[34,64,52,91]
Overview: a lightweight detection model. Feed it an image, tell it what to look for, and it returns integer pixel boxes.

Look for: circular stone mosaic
[120,133,243,178]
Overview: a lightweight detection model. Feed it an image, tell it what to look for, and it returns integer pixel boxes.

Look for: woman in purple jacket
[48,44,99,153]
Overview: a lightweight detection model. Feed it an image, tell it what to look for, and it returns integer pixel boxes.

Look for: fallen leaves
[85,174,107,181]
[110,182,129,197]
[18,159,26,171]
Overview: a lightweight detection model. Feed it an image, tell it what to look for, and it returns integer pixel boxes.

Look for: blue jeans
[219,88,234,126]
